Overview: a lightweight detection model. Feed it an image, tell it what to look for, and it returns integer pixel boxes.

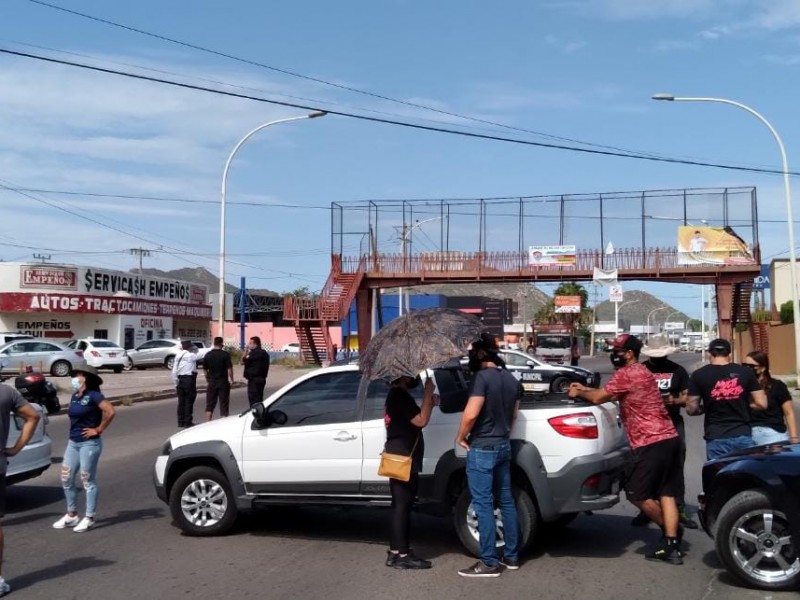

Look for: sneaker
[458,561,502,577]
[631,511,651,527]
[645,542,683,565]
[500,556,520,570]
[386,551,398,567]
[392,552,431,570]
[52,514,80,529]
[679,507,699,530]
[0,577,10,597]
[73,517,95,533]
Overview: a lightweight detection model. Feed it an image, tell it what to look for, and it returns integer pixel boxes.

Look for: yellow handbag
[378,436,419,482]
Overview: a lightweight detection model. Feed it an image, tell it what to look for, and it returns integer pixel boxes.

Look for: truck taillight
[548,413,599,439]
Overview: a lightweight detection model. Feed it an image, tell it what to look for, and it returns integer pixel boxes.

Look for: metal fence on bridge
[331,187,759,264]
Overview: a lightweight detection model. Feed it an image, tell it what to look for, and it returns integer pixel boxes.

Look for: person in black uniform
[241,336,270,407]
[203,337,234,421]
[384,375,436,569]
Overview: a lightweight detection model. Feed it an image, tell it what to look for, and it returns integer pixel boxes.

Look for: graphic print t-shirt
[688,363,762,440]
[603,362,677,449]
[642,359,690,424]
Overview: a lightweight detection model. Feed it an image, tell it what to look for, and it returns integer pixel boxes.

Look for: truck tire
[169,466,238,537]
[714,489,800,591]
[454,484,538,558]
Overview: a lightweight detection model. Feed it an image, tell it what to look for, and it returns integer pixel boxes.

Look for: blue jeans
[706,435,752,460]
[751,426,789,446]
[61,438,103,517]
[466,441,520,567]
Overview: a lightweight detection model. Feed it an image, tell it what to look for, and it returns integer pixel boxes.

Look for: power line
[3,47,800,178]
[21,0,693,161]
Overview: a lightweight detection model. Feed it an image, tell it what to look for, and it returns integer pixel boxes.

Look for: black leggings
[389,473,419,554]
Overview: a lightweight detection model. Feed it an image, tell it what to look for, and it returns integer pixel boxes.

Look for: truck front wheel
[454,484,539,558]
[169,466,238,536]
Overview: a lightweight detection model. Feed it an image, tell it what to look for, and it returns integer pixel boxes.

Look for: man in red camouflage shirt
[568,334,683,565]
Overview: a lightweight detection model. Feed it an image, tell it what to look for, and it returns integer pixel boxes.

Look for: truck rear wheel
[454,484,538,558]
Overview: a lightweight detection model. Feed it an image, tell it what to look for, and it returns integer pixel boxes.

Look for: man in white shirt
[172,340,198,428]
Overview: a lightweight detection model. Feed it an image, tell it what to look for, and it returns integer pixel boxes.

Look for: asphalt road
[4,354,798,600]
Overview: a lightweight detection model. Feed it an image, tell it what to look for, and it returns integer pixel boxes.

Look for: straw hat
[641,335,677,358]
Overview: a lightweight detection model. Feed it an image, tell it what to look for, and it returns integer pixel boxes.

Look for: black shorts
[624,436,682,502]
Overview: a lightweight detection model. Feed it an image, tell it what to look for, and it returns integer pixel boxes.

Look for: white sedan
[66,338,129,373]
[280,342,300,353]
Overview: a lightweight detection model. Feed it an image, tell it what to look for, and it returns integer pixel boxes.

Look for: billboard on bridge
[677,226,755,266]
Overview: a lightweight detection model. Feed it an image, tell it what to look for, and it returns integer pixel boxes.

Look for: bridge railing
[340,247,761,275]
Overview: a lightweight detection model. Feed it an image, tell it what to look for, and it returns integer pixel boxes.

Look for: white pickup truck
[153,363,629,556]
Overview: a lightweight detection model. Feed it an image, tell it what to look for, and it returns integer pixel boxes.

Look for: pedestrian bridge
[284,187,761,362]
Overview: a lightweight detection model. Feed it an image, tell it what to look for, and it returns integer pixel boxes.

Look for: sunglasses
[743,362,761,370]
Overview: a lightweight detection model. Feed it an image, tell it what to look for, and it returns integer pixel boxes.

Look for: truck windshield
[538,336,570,348]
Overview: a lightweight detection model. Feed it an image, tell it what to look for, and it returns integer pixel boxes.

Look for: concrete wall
[210,322,342,351]
[735,322,796,375]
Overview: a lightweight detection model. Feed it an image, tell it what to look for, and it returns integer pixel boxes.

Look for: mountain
[135,267,279,296]
[593,289,690,328]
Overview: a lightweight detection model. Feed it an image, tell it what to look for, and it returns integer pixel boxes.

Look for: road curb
[104,382,247,407]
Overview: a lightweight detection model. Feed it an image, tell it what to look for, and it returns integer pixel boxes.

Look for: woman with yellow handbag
[383,375,436,569]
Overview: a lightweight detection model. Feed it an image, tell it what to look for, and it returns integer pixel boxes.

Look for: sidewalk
[52,364,313,407]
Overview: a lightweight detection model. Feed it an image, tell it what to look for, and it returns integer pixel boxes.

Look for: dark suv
[698,442,800,591]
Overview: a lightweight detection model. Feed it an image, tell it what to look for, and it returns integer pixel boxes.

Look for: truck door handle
[333,431,357,442]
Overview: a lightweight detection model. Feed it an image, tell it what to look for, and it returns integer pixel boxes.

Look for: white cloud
[544,35,589,54]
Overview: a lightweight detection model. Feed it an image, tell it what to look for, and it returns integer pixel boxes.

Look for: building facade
[0,263,211,349]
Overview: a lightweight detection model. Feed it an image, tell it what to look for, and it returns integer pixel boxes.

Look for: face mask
[744,363,759,372]
[70,377,82,392]
[248,343,256,350]
[610,352,627,368]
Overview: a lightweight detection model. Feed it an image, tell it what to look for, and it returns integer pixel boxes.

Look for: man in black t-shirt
[456,339,523,577]
[241,336,270,407]
[640,335,697,529]
[203,337,234,421]
[687,338,766,459]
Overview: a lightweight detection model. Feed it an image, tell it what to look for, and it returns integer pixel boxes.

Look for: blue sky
[2,0,800,320]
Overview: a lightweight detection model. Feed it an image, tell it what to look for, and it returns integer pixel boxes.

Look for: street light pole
[398,216,444,316]
[218,111,327,339]
[615,300,639,336]
[653,93,800,378]
[662,310,682,345]
[646,306,669,342]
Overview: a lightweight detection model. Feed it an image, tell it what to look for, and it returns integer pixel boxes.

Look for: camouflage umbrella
[359,307,486,382]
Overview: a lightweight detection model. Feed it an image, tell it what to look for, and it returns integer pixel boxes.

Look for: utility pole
[33,253,50,264]
[128,248,152,274]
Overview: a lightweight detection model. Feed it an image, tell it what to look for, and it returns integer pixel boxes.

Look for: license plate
[108,353,117,357]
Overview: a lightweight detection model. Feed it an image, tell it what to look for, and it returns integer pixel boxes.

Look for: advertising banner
[528,245,576,267]
[554,295,582,313]
[677,226,755,266]
[753,264,770,290]
[609,285,623,303]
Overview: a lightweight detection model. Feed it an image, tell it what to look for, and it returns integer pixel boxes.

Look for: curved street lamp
[653,93,800,371]
[399,216,445,316]
[615,299,639,335]
[646,306,670,343]
[218,111,327,339]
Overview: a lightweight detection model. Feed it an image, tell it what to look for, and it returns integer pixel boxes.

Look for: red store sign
[0,293,212,320]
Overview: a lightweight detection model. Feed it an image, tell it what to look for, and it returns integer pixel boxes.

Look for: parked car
[126,339,207,370]
[698,442,800,591]
[460,349,600,394]
[280,342,300,354]
[153,362,629,556]
[0,333,34,345]
[65,338,129,373]
[0,339,87,377]
[6,402,52,484]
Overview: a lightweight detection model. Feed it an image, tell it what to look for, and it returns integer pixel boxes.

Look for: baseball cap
[605,334,643,353]
[707,338,732,354]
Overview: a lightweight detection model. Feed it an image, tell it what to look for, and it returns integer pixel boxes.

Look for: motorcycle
[14,370,61,415]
